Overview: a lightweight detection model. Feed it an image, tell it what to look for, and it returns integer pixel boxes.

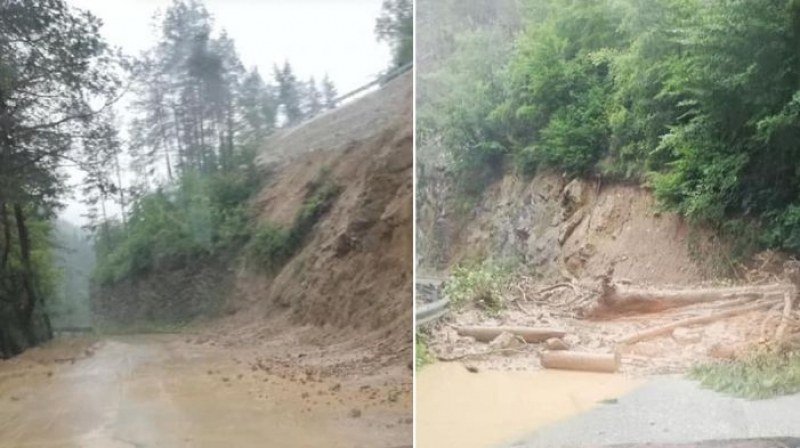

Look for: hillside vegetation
[419,0,800,257]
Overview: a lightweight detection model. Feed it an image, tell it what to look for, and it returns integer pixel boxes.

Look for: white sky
[61,0,392,225]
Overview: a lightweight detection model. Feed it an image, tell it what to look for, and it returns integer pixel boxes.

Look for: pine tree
[321,75,338,110]
[274,61,304,126]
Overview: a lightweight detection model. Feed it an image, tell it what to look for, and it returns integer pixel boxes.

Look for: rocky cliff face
[418,168,725,284]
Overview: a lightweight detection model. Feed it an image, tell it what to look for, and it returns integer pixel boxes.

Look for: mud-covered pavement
[0,335,412,448]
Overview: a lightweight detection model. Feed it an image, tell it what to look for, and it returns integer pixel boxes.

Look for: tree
[303,77,323,118]
[274,61,304,126]
[375,0,413,68]
[0,0,122,356]
[321,74,338,110]
[239,68,278,146]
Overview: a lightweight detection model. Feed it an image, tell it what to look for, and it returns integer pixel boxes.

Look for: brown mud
[0,334,411,448]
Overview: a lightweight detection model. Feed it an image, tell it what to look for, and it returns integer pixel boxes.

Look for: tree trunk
[588,279,788,319]
[13,204,52,342]
[1,202,10,270]
[540,351,620,373]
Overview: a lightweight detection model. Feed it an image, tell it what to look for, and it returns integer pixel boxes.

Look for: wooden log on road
[540,351,620,373]
[456,326,567,343]
[618,301,774,345]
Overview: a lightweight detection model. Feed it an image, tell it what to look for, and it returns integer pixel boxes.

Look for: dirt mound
[228,71,413,357]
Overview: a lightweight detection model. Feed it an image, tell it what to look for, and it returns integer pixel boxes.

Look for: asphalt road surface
[506,376,800,448]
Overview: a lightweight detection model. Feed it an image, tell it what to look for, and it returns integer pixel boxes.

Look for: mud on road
[0,334,412,448]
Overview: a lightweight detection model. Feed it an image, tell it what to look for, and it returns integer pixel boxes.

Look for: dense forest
[0,0,411,358]
[419,0,800,258]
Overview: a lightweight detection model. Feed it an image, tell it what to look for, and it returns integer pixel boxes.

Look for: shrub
[416,331,433,369]
[245,224,293,272]
[443,259,511,313]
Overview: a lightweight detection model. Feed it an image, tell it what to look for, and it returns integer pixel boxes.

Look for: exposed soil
[224,70,412,359]
[421,172,798,375]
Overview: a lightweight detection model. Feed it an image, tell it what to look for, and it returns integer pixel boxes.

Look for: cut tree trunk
[456,326,567,343]
[588,279,789,319]
[540,351,620,373]
[618,301,774,345]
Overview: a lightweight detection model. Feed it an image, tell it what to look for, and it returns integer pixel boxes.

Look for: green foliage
[376,0,413,68]
[443,259,511,313]
[245,224,293,272]
[416,331,434,369]
[94,167,261,285]
[425,0,800,256]
[417,29,514,195]
[690,348,800,399]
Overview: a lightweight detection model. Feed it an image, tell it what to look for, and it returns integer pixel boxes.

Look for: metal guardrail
[415,276,449,327]
[416,297,448,326]
[332,62,413,106]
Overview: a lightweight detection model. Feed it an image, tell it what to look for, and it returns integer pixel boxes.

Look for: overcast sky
[61,0,392,225]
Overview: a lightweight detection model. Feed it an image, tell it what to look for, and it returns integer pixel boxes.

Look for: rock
[349,408,362,418]
[489,331,524,355]
[545,337,569,351]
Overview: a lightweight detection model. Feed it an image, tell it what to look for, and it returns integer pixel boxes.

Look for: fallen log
[540,351,620,373]
[588,280,789,318]
[618,301,774,345]
[456,326,567,343]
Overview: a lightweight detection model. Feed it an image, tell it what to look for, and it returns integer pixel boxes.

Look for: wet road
[507,376,800,448]
[0,335,410,448]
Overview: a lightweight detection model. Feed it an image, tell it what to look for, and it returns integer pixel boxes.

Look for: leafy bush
[443,260,511,313]
[245,224,293,272]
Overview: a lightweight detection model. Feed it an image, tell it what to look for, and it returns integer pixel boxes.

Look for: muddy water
[416,362,641,448]
[0,335,410,448]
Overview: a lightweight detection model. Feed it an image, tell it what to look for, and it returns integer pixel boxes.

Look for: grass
[416,331,433,369]
[689,346,800,399]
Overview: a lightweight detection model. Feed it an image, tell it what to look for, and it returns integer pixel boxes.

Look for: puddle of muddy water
[416,362,642,448]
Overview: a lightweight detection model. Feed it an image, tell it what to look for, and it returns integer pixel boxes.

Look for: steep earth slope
[225,70,413,357]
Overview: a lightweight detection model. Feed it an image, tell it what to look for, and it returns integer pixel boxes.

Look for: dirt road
[0,335,411,448]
